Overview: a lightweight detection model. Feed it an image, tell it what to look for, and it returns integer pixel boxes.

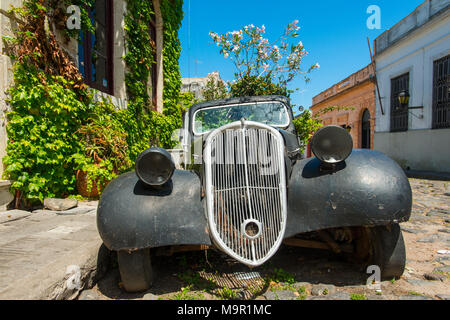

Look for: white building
[374,0,450,173]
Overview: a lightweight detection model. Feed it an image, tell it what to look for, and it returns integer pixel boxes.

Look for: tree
[202,73,228,101]
[229,74,287,97]
[293,110,322,153]
[209,21,319,97]
[210,21,321,146]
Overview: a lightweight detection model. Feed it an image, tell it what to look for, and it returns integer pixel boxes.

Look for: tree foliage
[210,21,322,147]
[229,74,287,97]
[292,110,322,153]
[202,73,228,101]
[210,21,320,95]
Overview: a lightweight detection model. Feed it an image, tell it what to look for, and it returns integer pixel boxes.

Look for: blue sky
[178,0,425,111]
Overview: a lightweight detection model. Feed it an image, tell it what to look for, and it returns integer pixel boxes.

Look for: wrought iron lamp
[341,125,352,132]
[398,90,423,110]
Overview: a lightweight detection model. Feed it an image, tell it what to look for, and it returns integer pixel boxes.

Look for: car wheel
[117,248,153,292]
[355,224,406,280]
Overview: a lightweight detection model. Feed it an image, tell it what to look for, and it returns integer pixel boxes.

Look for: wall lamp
[398,90,424,110]
[341,125,352,133]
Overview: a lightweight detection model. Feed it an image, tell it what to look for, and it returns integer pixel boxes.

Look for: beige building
[0,0,168,208]
[181,71,223,101]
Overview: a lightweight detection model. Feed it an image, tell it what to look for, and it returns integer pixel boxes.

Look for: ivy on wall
[3,0,189,204]
[121,0,186,162]
[122,0,157,161]
[4,64,90,201]
[123,0,154,112]
[160,0,183,118]
[2,0,96,205]
[122,0,186,161]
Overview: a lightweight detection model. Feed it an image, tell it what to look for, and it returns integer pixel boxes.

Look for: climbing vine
[123,0,154,112]
[4,63,90,202]
[2,0,96,205]
[122,0,186,161]
[3,0,189,205]
[160,0,183,117]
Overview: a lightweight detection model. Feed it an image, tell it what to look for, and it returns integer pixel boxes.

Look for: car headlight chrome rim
[311,125,353,164]
[135,147,175,186]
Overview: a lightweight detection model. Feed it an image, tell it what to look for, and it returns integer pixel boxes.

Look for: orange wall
[310,81,376,150]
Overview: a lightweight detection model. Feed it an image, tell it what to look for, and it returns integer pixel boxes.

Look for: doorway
[361,109,371,149]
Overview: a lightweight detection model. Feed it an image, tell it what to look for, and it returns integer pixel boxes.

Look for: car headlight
[135,147,175,186]
[311,125,353,164]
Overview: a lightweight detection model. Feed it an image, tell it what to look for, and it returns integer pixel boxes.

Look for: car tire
[367,224,406,280]
[117,248,153,292]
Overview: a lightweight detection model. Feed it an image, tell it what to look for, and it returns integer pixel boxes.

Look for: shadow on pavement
[95,244,369,299]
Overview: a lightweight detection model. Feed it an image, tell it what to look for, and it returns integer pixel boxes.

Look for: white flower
[313,63,320,69]
[209,32,219,41]
[224,52,229,58]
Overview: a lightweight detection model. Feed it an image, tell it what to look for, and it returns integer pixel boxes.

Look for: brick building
[310,64,376,153]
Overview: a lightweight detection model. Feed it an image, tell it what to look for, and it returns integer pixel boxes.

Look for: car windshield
[193,102,289,134]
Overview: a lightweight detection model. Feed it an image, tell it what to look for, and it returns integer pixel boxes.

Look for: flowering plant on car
[209,20,320,88]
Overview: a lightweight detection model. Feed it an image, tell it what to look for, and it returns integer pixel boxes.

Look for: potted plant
[75,101,131,198]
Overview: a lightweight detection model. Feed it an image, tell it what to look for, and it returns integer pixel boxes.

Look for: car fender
[97,170,212,251]
[285,149,412,237]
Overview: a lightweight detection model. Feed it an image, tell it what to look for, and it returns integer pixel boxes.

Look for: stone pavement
[0,201,108,300]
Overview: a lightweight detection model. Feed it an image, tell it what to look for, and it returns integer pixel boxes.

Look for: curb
[405,170,450,181]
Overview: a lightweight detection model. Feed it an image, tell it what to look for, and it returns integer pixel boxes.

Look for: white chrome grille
[204,121,287,266]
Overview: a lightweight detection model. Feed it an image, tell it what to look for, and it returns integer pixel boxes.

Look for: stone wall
[0,0,23,207]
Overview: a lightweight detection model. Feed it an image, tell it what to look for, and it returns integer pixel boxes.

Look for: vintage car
[97,95,412,292]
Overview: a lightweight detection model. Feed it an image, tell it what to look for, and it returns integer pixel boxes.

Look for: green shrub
[229,74,288,98]
[3,64,90,203]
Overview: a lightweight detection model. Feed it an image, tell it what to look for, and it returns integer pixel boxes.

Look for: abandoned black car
[97,96,412,292]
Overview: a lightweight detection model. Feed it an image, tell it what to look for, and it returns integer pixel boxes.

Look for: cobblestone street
[82,178,450,300]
